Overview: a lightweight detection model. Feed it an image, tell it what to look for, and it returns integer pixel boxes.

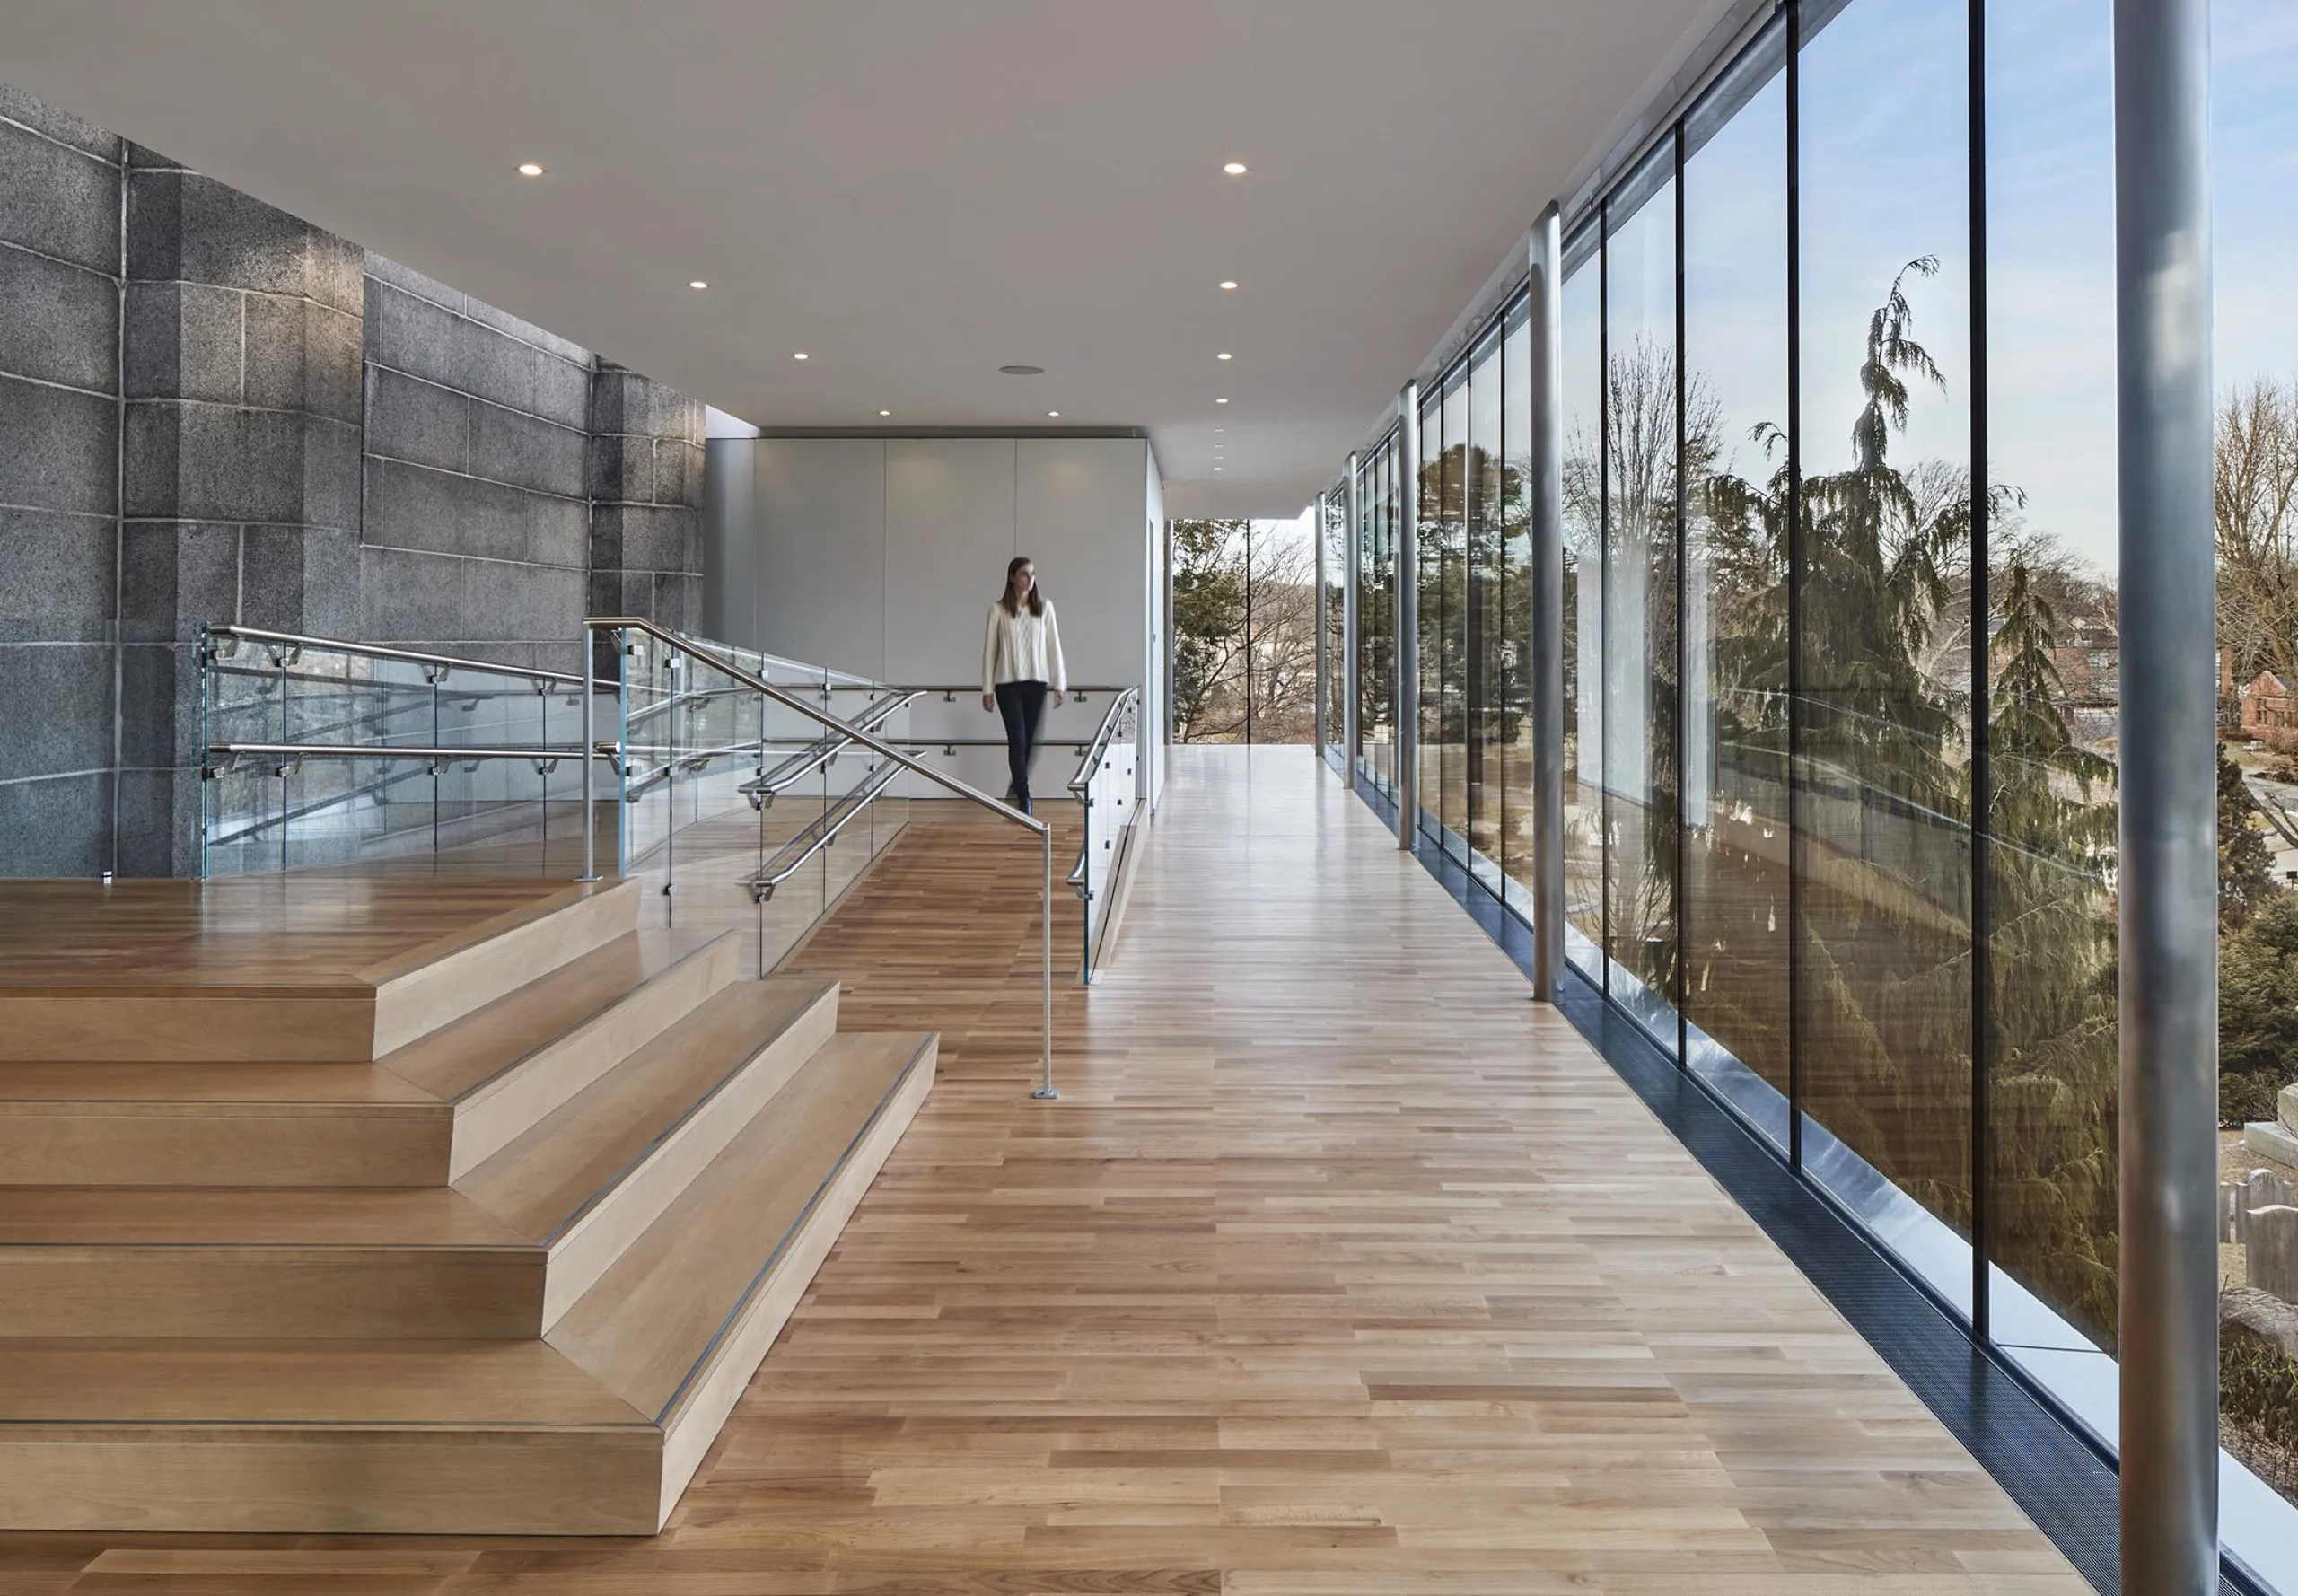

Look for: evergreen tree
[2222,742,2277,928]
[1984,549,2120,1344]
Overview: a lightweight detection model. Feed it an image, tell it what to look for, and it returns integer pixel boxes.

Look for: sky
[1549,0,2298,582]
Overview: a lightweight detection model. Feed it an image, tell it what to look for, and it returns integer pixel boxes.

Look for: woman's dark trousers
[995,680,1048,814]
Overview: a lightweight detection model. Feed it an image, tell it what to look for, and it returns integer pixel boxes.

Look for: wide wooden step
[0,876,640,1063]
[385,926,741,1180]
[0,1060,446,1187]
[0,1339,660,1535]
[551,1029,937,1518]
[0,1027,938,1534]
[0,1188,539,1338]
[0,928,735,1187]
[456,978,839,1325]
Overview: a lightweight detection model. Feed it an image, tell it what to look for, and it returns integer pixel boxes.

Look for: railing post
[2113,0,2218,1589]
[578,624,600,881]
[1034,826,1057,1100]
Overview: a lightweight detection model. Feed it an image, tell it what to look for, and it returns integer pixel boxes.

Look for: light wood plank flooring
[0,745,2085,1592]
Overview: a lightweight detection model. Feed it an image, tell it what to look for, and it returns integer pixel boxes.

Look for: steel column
[2113,0,2218,1589]
[1527,207,1567,1002]
[1396,383,1421,849]
[1314,490,1329,767]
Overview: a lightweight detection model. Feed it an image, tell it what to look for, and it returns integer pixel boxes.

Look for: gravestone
[2254,1205,2298,1304]
[2246,1083,2298,1171]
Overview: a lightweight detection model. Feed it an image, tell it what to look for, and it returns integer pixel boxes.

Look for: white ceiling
[1,1,1727,517]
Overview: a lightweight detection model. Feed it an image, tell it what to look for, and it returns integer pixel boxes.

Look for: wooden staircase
[0,873,934,1533]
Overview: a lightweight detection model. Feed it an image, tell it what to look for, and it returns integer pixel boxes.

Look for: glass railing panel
[1072,690,1141,984]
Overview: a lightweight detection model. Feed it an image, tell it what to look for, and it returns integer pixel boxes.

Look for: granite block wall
[0,83,708,876]
[361,255,595,678]
[0,86,121,876]
[588,362,706,637]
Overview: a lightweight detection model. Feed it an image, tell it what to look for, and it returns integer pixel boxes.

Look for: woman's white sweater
[982,601,1066,694]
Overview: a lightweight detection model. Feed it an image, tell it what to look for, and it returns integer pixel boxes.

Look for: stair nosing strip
[538,980,839,1249]
[0,1416,656,1432]
[649,1031,934,1428]
[443,931,735,1109]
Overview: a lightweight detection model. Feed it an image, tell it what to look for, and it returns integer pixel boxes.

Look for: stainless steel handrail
[743,691,921,807]
[907,683,1127,701]
[587,617,1059,1100]
[1066,688,1141,796]
[205,624,583,687]
[208,741,582,766]
[742,761,901,902]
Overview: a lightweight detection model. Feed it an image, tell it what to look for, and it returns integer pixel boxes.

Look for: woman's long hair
[997,555,1045,617]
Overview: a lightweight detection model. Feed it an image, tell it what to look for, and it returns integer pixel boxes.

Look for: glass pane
[1246,513,1318,742]
[1499,302,1536,915]
[1563,247,1606,977]
[1467,329,1505,890]
[1796,0,1975,1261]
[1325,487,1349,750]
[1683,30,1793,1140]
[2215,0,2298,1557]
[1980,0,2119,1370]
[1604,148,1680,1047]
[1359,445,1394,791]
[1417,392,1446,845]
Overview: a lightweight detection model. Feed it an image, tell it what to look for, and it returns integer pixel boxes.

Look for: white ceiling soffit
[0,1,1730,519]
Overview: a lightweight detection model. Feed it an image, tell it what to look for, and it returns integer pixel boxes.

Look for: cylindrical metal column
[2114,0,2217,1590]
[1314,490,1329,767]
[1527,205,1566,1003]
[1344,452,1362,776]
[1395,383,1421,850]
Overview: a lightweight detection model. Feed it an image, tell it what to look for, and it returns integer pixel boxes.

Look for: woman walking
[981,556,1066,815]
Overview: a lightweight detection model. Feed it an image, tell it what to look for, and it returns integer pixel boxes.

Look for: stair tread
[550,1030,932,1419]
[0,877,619,995]
[455,978,834,1244]
[381,927,728,1103]
[0,1061,439,1109]
[0,1338,648,1426]
[0,1187,531,1249]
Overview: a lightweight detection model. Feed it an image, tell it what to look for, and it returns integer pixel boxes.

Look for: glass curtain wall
[2215,0,2298,1540]
[1602,145,1682,1046]
[1682,25,1793,1144]
[1321,487,1349,763]
[1499,301,1537,916]
[1171,517,1320,744]
[1562,231,1606,977]
[1356,434,1399,794]
[1322,0,2298,1572]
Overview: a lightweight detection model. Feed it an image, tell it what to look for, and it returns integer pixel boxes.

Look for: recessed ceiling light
[794,352,808,360]
[689,279,708,290]
[1223,162,1248,175]
[1217,352,1232,361]
[516,162,546,177]
[1219,280,1238,291]
[880,409,891,417]
[1215,466,1224,471]
[1216,398,1229,404]
[1048,411,1061,418]
[1000,364,1046,376]
[1214,428,1224,433]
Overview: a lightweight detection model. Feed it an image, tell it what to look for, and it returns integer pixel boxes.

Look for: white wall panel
[752,438,887,680]
[704,434,1161,807]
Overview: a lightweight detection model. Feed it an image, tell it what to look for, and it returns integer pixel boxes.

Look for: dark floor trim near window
[1345,769,2262,1596]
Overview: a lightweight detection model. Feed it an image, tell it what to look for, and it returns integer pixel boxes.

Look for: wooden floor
[0,745,2086,1592]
